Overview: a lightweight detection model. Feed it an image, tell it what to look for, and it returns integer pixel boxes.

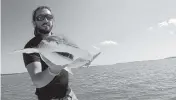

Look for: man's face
[34,8,53,33]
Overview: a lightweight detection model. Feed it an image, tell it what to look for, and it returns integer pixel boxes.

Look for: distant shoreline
[1,72,27,76]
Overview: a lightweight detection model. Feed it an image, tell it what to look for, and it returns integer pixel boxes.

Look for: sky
[2,0,176,74]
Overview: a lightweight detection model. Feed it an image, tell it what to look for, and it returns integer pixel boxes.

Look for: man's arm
[25,62,56,88]
[23,53,65,88]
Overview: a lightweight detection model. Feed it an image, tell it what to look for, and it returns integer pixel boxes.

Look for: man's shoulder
[24,36,42,48]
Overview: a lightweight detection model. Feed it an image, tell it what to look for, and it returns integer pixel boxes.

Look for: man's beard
[35,26,52,35]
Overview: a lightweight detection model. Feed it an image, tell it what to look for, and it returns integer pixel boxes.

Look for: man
[23,6,81,100]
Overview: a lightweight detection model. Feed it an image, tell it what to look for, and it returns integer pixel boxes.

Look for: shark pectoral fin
[91,52,101,61]
[82,52,101,67]
[64,67,73,75]
[12,48,39,54]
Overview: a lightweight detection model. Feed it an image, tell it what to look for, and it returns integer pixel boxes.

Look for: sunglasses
[36,14,53,21]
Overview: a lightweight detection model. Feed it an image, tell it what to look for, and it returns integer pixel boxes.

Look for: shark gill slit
[53,52,74,60]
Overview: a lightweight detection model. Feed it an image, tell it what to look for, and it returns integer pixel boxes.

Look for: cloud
[100,40,118,45]
[158,21,169,27]
[91,40,118,52]
[157,18,176,28]
[148,18,176,35]
[168,18,176,26]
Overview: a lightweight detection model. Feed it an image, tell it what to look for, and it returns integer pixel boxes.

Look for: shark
[13,35,101,74]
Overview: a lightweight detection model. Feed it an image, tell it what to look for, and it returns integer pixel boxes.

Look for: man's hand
[61,88,78,100]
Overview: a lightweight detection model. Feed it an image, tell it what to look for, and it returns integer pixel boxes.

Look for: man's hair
[32,6,52,22]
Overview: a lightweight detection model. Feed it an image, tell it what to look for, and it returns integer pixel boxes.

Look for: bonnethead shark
[13,35,101,74]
